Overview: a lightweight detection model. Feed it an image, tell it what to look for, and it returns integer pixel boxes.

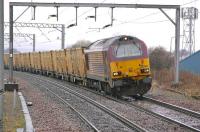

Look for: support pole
[189,18,192,55]
[56,6,59,21]
[61,25,65,49]
[159,8,175,25]
[33,34,35,52]
[174,7,180,84]
[32,6,36,20]
[75,7,78,26]
[9,5,14,82]
[111,7,114,25]
[94,7,97,22]
[0,0,4,131]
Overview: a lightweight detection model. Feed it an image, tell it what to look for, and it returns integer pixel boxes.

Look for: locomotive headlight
[141,68,150,73]
[113,71,122,76]
[113,72,119,76]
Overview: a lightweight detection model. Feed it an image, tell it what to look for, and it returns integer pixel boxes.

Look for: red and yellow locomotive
[85,35,151,96]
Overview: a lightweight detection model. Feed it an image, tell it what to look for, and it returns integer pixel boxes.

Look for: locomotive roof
[85,35,137,52]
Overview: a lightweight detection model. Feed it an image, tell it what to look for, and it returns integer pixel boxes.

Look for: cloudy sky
[3,0,200,53]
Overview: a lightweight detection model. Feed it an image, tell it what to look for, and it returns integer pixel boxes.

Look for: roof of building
[180,50,200,75]
[180,50,200,63]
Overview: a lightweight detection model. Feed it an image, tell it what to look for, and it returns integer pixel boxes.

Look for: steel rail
[143,96,200,119]
[28,74,200,132]
[108,98,200,132]
[23,73,147,132]
[30,80,100,132]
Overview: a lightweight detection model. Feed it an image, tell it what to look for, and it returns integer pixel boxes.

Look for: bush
[152,69,200,98]
[149,46,174,70]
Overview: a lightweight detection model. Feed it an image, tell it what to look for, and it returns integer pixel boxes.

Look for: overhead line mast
[4,33,35,52]
[4,22,65,51]
[0,0,4,131]
[181,7,198,59]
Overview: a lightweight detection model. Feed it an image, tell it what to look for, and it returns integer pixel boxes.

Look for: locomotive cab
[110,37,149,78]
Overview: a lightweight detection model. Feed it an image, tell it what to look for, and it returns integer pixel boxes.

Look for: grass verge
[152,69,200,98]
[3,92,25,132]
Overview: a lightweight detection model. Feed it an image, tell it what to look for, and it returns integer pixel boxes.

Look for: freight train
[4,35,152,97]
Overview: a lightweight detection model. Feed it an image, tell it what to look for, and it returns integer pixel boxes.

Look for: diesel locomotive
[85,35,152,96]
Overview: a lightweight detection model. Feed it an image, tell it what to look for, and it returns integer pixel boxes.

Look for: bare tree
[149,46,174,70]
[180,49,190,59]
[71,40,91,48]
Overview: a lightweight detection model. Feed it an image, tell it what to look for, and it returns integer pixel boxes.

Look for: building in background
[180,50,200,74]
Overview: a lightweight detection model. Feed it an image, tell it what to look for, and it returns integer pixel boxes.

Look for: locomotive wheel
[111,87,119,97]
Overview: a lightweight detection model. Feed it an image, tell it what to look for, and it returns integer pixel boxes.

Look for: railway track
[70,84,200,132]
[89,89,200,132]
[34,82,100,132]
[132,96,200,131]
[39,74,200,132]
[14,71,200,132]
[53,78,200,132]
[142,96,200,119]
[127,99,200,132]
[19,72,146,132]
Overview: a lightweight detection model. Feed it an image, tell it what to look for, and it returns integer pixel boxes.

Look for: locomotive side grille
[87,52,105,77]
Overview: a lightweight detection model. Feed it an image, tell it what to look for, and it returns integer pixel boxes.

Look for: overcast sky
[3,0,200,53]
